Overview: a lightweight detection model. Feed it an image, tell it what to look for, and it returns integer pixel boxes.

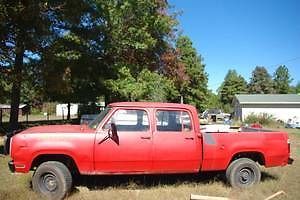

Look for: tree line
[0,0,208,131]
[216,65,300,113]
[1,1,299,132]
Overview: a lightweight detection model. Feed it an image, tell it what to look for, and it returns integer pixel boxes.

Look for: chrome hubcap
[43,174,57,192]
[239,168,253,184]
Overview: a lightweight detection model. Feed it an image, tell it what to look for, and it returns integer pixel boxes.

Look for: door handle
[140,136,151,139]
[185,137,194,140]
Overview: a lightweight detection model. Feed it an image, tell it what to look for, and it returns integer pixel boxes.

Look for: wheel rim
[238,168,254,185]
[41,173,58,192]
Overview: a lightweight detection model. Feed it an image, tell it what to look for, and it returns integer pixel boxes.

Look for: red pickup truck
[8,102,293,199]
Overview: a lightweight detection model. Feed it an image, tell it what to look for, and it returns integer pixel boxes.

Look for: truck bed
[201,128,290,171]
[202,124,277,133]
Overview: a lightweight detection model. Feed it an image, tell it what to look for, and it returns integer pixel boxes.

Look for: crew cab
[8,102,293,199]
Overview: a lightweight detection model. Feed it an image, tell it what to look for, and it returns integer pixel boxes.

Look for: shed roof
[235,94,300,104]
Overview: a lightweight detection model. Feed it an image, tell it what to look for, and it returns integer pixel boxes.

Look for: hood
[20,124,91,134]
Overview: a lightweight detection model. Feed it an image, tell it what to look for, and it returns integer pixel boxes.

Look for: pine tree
[273,65,292,94]
[248,66,274,94]
[219,69,247,107]
[176,36,208,111]
[0,0,91,130]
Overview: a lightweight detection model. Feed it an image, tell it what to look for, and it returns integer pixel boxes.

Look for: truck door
[94,108,152,173]
[152,109,202,173]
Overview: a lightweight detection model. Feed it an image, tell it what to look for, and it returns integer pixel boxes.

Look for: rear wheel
[226,158,261,188]
[32,161,72,200]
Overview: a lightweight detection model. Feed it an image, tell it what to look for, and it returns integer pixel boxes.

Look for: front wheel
[3,135,10,155]
[32,161,72,200]
[226,158,261,188]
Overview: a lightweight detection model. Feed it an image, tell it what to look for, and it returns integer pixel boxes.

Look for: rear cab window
[156,110,192,132]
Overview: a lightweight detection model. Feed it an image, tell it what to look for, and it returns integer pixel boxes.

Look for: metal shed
[233,94,300,122]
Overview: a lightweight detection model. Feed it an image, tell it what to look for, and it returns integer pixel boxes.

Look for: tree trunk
[9,40,24,132]
[0,109,2,126]
[180,95,183,104]
[67,102,71,120]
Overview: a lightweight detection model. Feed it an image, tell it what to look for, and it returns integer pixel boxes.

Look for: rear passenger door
[152,109,201,173]
[94,108,152,173]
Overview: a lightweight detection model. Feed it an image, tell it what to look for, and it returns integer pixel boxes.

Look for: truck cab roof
[108,102,196,110]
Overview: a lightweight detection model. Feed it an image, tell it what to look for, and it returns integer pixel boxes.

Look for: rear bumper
[288,157,294,165]
[8,160,15,173]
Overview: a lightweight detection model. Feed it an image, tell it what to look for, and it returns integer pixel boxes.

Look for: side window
[156,110,192,132]
[104,109,149,132]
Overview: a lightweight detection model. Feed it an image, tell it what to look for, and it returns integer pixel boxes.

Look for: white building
[56,104,78,116]
[233,94,300,122]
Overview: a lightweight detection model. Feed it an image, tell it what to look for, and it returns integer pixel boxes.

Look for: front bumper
[8,160,15,173]
[288,157,294,165]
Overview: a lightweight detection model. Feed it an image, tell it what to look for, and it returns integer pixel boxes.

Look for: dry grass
[0,128,299,200]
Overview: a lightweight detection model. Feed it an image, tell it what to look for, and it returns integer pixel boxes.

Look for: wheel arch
[30,154,80,175]
[228,151,265,167]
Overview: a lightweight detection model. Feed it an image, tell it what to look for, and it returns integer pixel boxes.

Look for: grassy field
[0,128,299,200]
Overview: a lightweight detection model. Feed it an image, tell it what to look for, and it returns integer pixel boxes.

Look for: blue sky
[169,0,300,92]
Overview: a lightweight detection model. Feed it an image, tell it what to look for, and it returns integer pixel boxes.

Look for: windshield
[88,107,111,129]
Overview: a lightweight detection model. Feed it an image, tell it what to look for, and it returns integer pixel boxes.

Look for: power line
[269,56,300,67]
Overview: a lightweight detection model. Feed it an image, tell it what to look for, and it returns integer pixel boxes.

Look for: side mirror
[99,123,119,145]
[110,123,119,145]
[110,123,117,137]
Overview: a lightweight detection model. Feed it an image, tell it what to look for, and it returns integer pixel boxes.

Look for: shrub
[244,113,277,126]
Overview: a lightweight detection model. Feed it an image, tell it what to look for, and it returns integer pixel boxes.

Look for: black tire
[3,135,11,155]
[3,134,13,155]
[32,161,72,200]
[225,159,236,181]
[3,135,8,155]
[226,158,261,188]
